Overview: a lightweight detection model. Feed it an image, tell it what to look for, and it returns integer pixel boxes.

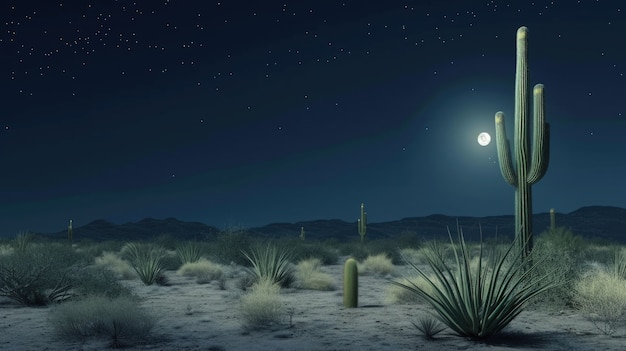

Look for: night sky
[1,1,624,235]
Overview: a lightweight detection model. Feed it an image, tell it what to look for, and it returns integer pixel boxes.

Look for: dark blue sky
[1,1,624,235]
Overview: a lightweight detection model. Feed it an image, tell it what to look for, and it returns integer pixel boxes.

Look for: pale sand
[1,259,625,351]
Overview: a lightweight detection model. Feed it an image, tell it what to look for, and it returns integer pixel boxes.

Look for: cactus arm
[495,112,517,186]
[528,84,550,184]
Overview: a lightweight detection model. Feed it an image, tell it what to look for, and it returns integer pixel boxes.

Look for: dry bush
[0,244,14,257]
[574,269,626,335]
[240,277,286,330]
[398,248,428,265]
[386,275,434,304]
[177,258,224,284]
[292,258,335,291]
[49,295,156,348]
[94,252,136,280]
[359,253,395,276]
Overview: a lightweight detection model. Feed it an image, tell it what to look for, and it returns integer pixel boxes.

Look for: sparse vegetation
[49,295,156,348]
[0,243,85,306]
[240,277,287,330]
[121,242,167,285]
[292,258,335,291]
[359,253,395,276]
[177,258,225,284]
[574,268,626,335]
[529,227,586,309]
[94,251,136,280]
[176,241,204,265]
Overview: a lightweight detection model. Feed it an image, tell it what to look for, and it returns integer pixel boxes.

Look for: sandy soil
[1,258,625,350]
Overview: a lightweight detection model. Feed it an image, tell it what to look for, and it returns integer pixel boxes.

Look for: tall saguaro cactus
[494,26,550,259]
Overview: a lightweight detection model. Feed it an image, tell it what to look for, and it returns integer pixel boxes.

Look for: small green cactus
[343,258,358,308]
[299,226,305,241]
[549,208,556,230]
[357,203,367,242]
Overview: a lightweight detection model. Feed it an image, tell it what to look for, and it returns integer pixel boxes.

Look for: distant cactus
[343,258,358,308]
[494,26,550,259]
[549,208,556,230]
[357,203,367,242]
[299,226,305,241]
[67,219,73,241]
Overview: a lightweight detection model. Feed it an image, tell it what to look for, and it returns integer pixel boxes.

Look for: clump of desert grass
[94,252,136,280]
[175,241,204,265]
[574,256,626,335]
[292,258,335,291]
[177,258,225,284]
[0,244,14,257]
[358,253,395,276]
[49,295,156,348]
[240,277,288,330]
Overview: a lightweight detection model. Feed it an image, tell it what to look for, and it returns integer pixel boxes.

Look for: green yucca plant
[241,243,294,287]
[121,242,167,285]
[175,241,203,265]
[392,226,558,339]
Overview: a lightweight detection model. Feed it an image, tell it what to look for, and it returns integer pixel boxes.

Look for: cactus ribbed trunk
[343,258,358,308]
[494,27,550,259]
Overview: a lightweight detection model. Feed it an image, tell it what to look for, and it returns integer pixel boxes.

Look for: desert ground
[1,255,625,351]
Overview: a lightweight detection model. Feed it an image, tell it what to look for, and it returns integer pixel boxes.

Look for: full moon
[477,132,491,146]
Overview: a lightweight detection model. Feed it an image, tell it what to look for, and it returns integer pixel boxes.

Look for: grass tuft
[240,277,286,330]
[292,258,335,291]
[49,295,155,348]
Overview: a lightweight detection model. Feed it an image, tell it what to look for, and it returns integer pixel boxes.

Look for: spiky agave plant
[241,243,294,287]
[392,226,558,339]
[121,242,167,285]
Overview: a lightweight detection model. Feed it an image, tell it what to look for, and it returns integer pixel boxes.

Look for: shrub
[608,248,626,279]
[240,278,286,330]
[49,295,156,348]
[69,265,134,299]
[386,276,435,305]
[0,243,84,306]
[530,227,586,309]
[121,242,167,285]
[177,258,224,284]
[212,227,255,265]
[292,258,335,291]
[94,252,136,280]
[176,241,204,265]
[359,253,395,276]
[287,240,339,265]
[392,228,559,339]
[573,269,626,335]
[241,243,294,287]
[13,232,34,252]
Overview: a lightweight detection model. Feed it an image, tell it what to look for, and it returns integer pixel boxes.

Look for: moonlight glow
[477,132,491,146]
